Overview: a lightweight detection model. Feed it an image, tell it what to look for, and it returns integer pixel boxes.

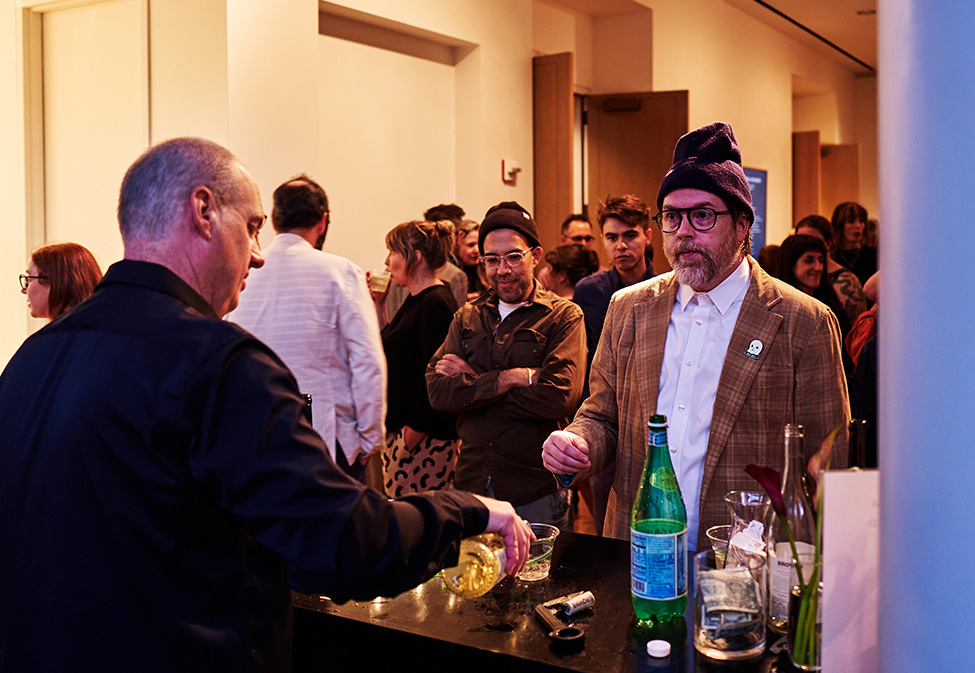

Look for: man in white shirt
[227,175,386,479]
[542,122,849,551]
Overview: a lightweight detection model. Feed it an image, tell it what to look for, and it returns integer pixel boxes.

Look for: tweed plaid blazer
[566,257,850,551]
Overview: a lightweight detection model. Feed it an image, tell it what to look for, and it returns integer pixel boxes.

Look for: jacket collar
[97,259,219,319]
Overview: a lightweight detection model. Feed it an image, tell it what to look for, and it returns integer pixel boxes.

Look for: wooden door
[586,90,688,273]
[792,130,822,224]
[820,144,860,217]
[532,52,574,254]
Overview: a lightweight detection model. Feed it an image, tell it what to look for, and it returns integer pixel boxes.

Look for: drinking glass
[516,523,559,581]
[693,550,766,660]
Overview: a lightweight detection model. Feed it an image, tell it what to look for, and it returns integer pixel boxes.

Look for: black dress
[381,283,459,496]
[834,245,878,286]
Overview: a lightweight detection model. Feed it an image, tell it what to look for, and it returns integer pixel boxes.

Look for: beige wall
[0,0,877,367]
[227,0,321,233]
[530,0,876,247]
[641,0,863,247]
[854,75,878,222]
[41,0,148,276]
[315,0,535,270]
[592,10,653,95]
[532,1,593,93]
[0,4,27,363]
[150,0,230,145]
[316,35,456,270]
[795,92,841,144]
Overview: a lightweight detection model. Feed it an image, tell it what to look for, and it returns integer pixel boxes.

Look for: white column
[879,2,975,671]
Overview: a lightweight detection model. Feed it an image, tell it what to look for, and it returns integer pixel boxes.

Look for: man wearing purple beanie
[542,122,849,551]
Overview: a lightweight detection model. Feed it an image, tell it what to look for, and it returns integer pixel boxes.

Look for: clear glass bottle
[441,533,506,598]
[767,424,817,633]
[630,414,688,624]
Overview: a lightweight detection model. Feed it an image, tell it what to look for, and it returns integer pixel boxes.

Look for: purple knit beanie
[657,121,754,225]
[478,201,541,253]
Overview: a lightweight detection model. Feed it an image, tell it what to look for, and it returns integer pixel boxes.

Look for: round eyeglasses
[19,274,48,290]
[653,207,730,233]
[479,249,534,270]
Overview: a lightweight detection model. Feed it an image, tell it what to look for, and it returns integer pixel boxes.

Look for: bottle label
[630,528,687,600]
[769,541,815,621]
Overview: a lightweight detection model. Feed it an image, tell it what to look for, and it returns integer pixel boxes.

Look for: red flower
[744,463,787,518]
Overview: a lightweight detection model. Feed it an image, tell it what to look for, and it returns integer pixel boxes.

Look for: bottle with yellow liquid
[441,533,507,598]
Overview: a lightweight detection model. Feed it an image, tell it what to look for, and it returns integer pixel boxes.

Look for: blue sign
[744,167,767,258]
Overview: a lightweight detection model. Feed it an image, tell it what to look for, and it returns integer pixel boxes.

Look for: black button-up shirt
[0,260,487,672]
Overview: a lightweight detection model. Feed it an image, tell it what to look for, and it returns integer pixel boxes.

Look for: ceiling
[722,0,877,74]
[542,0,877,75]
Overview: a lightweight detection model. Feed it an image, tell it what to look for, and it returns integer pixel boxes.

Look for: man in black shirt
[0,138,531,673]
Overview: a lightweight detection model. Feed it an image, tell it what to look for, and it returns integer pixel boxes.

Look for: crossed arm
[426,308,586,419]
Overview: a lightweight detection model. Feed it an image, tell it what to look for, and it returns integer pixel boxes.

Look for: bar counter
[293,531,793,672]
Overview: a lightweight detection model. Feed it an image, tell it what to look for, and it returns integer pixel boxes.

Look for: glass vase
[786,576,822,672]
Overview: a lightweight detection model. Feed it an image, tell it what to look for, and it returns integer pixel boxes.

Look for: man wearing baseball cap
[427,202,586,529]
[542,122,849,551]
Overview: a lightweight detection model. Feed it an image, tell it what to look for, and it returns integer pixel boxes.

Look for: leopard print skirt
[381,428,459,497]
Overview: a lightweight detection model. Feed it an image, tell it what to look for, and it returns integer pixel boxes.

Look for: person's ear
[735,216,750,244]
[190,186,217,241]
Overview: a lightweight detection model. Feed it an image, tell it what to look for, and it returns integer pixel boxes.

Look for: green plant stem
[794,586,810,663]
[782,520,806,589]
[794,565,820,666]
[790,489,824,668]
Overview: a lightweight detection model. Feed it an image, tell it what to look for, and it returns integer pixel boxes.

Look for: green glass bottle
[631,414,688,625]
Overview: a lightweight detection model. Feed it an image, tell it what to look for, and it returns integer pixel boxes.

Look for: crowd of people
[1,121,876,670]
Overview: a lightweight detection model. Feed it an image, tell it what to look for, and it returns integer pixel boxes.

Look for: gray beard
[666,239,743,291]
[672,256,719,289]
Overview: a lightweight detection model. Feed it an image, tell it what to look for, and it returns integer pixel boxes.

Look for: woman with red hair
[20,242,102,321]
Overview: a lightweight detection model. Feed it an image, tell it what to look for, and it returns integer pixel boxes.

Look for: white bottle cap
[646,639,671,658]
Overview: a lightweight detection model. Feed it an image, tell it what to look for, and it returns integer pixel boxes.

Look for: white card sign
[822,469,880,673]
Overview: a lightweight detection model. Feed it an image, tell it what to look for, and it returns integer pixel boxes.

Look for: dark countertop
[293,531,792,673]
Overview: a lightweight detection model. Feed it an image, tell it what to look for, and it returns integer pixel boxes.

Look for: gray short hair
[118,137,242,241]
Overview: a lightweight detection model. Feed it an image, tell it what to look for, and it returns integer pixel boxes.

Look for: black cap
[477,201,540,253]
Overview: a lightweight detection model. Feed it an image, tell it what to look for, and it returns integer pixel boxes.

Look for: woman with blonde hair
[20,242,102,321]
[371,220,459,496]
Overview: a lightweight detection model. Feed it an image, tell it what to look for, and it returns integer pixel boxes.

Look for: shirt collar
[676,256,750,315]
[274,231,311,247]
[99,259,219,319]
[609,257,655,290]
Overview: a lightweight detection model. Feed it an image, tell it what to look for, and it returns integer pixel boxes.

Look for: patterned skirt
[381,427,459,498]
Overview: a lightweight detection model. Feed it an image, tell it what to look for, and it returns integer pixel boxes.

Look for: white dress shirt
[226,233,386,463]
[656,257,750,549]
